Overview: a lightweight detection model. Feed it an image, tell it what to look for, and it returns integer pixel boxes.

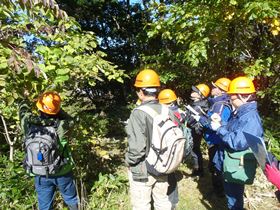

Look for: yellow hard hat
[134,69,160,88]
[227,76,256,94]
[193,84,210,98]
[212,77,231,92]
[36,91,61,115]
[158,89,177,104]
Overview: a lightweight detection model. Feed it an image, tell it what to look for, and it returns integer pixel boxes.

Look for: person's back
[125,69,177,210]
[125,99,162,181]
[19,91,78,210]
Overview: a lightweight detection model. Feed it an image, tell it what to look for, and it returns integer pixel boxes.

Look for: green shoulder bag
[223,148,257,185]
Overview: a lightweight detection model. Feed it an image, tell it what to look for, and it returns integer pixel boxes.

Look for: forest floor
[113,155,280,210]
[175,156,280,210]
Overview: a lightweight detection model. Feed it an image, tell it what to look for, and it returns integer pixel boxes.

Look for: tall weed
[87,172,129,210]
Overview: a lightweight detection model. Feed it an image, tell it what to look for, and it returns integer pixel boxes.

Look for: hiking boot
[191,169,204,177]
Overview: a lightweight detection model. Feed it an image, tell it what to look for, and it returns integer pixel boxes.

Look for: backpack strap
[137,104,165,115]
[136,105,159,118]
[135,104,169,158]
[161,105,170,117]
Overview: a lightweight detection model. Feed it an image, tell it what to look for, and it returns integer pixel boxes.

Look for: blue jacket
[201,94,232,146]
[213,102,264,171]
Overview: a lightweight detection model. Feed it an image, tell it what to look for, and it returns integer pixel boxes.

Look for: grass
[97,155,280,210]
[176,162,227,210]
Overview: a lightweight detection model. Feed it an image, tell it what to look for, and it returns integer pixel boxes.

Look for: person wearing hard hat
[210,77,263,210]
[19,91,78,210]
[158,89,185,124]
[159,89,193,157]
[198,77,232,197]
[125,69,176,210]
[185,84,210,177]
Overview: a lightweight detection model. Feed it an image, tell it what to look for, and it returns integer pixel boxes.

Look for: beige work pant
[128,169,178,210]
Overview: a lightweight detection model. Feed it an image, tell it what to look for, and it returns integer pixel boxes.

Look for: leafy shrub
[263,117,280,159]
[87,172,129,210]
[0,151,36,209]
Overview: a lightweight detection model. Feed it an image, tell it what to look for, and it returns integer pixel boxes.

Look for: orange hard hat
[158,89,177,104]
[212,77,231,92]
[134,69,160,88]
[36,91,61,115]
[227,76,256,94]
[192,84,210,98]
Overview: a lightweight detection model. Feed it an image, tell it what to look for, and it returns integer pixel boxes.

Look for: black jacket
[185,99,209,135]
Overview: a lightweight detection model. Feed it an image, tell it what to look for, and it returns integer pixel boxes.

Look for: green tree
[57,0,147,71]
[142,1,280,106]
[142,0,280,158]
[0,0,126,157]
[0,0,127,208]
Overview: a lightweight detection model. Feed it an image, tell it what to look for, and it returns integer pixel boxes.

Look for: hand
[265,163,280,189]
[192,114,200,122]
[211,120,221,131]
[211,113,221,122]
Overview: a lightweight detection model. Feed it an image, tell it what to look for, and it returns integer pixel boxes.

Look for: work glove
[211,113,221,122]
[211,120,221,131]
[191,114,200,122]
[265,163,280,190]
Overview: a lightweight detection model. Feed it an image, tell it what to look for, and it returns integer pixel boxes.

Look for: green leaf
[54,75,70,83]
[56,68,70,75]
[7,96,14,106]
[0,79,5,86]
[0,58,8,69]
[45,65,56,72]
[230,0,237,5]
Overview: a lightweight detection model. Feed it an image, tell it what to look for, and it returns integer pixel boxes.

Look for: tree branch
[0,115,13,145]
[0,115,16,161]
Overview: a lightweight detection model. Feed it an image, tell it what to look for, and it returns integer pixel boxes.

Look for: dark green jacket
[19,100,74,176]
[125,99,162,181]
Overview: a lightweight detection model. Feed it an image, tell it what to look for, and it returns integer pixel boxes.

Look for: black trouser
[191,132,203,171]
[167,173,177,195]
[208,145,224,194]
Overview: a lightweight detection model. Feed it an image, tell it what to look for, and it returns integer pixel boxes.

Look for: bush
[87,172,129,210]
[263,117,280,159]
[0,151,36,209]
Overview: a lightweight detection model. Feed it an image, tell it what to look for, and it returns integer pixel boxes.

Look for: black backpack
[23,124,66,176]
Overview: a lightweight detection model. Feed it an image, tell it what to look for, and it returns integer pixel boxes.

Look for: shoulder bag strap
[135,105,160,118]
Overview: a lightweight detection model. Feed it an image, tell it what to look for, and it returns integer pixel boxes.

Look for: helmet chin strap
[238,94,251,103]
